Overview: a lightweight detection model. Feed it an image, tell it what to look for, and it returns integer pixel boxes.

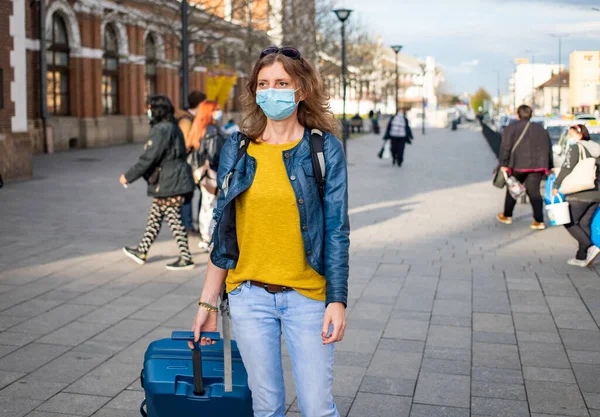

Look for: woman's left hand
[322,302,346,344]
[119,174,127,185]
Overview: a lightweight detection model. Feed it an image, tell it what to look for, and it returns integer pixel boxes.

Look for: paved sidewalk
[1,125,600,417]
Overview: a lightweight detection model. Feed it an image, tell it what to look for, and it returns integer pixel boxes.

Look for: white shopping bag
[545,194,571,226]
[382,141,391,160]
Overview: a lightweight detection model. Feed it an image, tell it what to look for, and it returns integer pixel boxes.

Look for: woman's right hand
[188,305,218,349]
[552,189,558,196]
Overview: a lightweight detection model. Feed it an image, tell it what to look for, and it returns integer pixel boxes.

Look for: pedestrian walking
[496,105,553,230]
[552,124,600,267]
[369,110,380,134]
[120,95,195,271]
[190,46,349,417]
[383,109,413,166]
[176,91,206,235]
[187,100,227,251]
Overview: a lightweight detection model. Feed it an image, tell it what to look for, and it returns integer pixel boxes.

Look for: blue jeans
[228,281,338,417]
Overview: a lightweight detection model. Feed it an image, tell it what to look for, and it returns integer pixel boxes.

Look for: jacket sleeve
[211,132,240,222]
[323,134,350,307]
[383,119,392,140]
[554,144,578,188]
[405,117,413,140]
[124,124,169,183]
[498,126,514,167]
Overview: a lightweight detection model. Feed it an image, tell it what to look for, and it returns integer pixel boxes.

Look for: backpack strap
[309,129,326,202]
[235,133,250,166]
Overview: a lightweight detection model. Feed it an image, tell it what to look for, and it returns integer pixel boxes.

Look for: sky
[337,0,600,96]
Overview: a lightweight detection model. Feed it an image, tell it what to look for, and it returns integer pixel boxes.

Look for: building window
[47,14,69,115]
[145,34,158,99]
[102,25,119,114]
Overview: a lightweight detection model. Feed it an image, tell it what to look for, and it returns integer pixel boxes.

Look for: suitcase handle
[171,331,221,344]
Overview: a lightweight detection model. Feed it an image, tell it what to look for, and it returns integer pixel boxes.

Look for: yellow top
[226,138,326,301]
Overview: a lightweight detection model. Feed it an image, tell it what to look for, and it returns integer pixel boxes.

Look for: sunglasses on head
[260,46,302,60]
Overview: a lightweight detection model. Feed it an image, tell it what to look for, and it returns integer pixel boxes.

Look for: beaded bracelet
[198,301,218,313]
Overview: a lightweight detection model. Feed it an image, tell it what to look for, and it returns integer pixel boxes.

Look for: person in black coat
[119,95,195,271]
[383,109,413,167]
[497,105,553,230]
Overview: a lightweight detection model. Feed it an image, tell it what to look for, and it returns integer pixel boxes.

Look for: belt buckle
[263,284,287,294]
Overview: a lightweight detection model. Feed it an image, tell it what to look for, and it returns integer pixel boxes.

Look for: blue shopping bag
[544,173,564,204]
[591,207,600,247]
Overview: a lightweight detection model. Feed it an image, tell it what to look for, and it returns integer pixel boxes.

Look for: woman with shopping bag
[553,124,600,267]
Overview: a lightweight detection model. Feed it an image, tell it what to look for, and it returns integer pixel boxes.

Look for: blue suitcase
[140,331,253,417]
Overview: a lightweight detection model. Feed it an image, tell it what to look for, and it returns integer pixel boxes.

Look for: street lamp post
[391,45,403,114]
[333,8,353,157]
[420,63,426,135]
[181,0,189,109]
[551,34,568,114]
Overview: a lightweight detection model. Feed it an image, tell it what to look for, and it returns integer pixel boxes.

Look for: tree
[471,88,491,113]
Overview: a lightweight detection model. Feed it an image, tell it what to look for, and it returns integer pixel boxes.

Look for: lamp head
[333,8,353,22]
[391,45,403,54]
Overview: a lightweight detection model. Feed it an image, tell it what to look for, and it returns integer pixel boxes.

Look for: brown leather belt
[250,280,290,294]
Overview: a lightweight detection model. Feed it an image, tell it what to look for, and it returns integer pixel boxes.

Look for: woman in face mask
[553,124,600,267]
[188,100,226,250]
[119,95,195,270]
[190,46,349,417]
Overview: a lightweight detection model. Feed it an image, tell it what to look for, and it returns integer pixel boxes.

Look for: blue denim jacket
[209,128,350,306]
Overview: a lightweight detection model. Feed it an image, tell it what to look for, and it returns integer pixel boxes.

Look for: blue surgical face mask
[256,88,299,121]
[147,109,153,121]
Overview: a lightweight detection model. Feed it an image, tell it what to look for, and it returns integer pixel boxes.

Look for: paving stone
[28,350,110,384]
[568,350,600,364]
[37,321,110,346]
[1,299,63,318]
[572,364,600,393]
[414,372,470,408]
[471,380,527,400]
[526,380,588,416]
[332,365,365,397]
[471,397,530,417]
[519,342,571,369]
[472,367,523,384]
[37,392,109,416]
[64,360,141,397]
[334,351,373,367]
[348,392,411,417]
[0,396,42,417]
[424,346,471,362]
[366,350,422,379]
[378,338,425,353]
[390,310,431,322]
[583,393,600,410]
[473,313,514,334]
[359,376,416,396]
[93,319,159,343]
[432,300,472,318]
[103,390,144,410]
[513,313,557,333]
[409,404,470,417]
[289,395,353,416]
[336,329,381,354]
[0,343,70,373]
[0,370,26,390]
[83,409,140,417]
[426,326,471,349]
[523,367,577,384]
[430,315,472,328]
[473,343,521,370]
[516,331,562,344]
[384,318,429,340]
[420,358,470,376]
[13,304,96,335]
[0,378,67,401]
[473,331,517,345]
[560,329,600,352]
[348,302,394,323]
[0,331,39,347]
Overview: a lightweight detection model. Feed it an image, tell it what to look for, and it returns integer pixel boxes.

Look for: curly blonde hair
[240,51,340,140]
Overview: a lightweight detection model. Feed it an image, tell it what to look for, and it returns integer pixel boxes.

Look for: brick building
[1,0,274,181]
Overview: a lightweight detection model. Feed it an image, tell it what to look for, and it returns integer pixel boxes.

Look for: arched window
[102,25,119,114]
[145,34,157,99]
[47,14,69,115]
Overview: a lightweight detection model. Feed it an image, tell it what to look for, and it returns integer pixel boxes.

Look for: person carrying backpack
[176,91,206,235]
[187,100,227,250]
[120,95,195,271]
[190,46,350,417]
[552,124,600,267]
